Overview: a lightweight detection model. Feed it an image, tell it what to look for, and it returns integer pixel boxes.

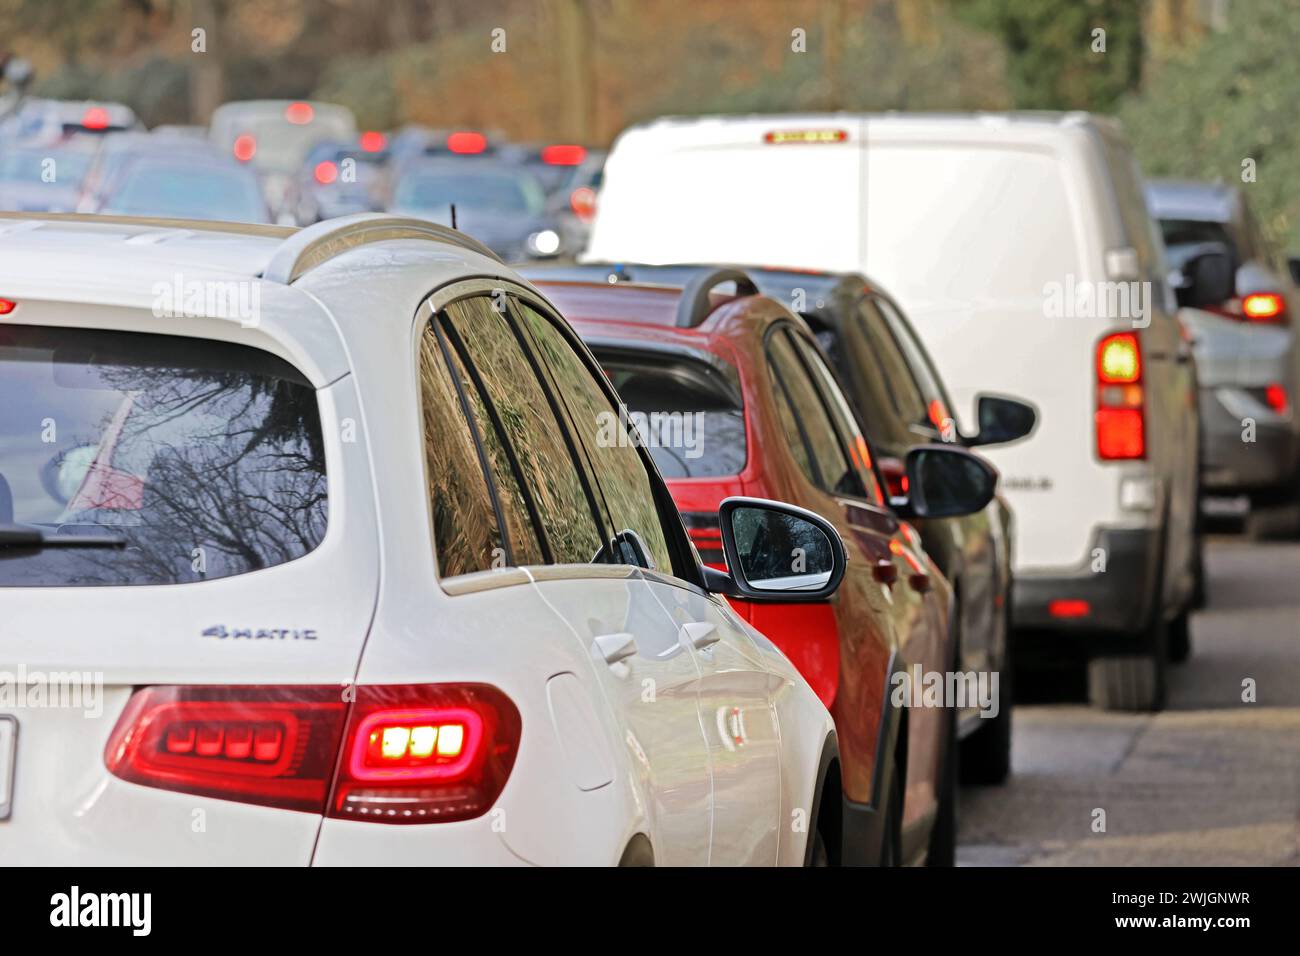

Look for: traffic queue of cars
[0,103,1280,867]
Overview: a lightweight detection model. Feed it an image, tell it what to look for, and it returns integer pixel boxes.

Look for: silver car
[1146,179,1300,514]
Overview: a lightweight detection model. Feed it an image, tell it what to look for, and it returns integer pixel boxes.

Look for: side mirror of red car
[702,496,847,602]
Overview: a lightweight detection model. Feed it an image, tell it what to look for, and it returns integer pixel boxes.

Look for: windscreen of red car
[0,325,327,587]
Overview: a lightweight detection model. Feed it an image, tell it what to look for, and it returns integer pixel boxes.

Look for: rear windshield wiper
[0,524,127,549]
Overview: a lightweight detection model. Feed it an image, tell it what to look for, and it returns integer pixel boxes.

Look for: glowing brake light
[359,130,387,152]
[541,143,586,165]
[334,685,519,823]
[81,106,110,130]
[1049,599,1091,619]
[105,683,520,824]
[570,185,597,222]
[1096,332,1145,460]
[314,160,338,184]
[1241,292,1286,323]
[284,101,314,125]
[763,129,848,145]
[0,298,15,315]
[1097,332,1141,383]
[1265,383,1289,414]
[447,131,487,154]
[232,134,256,162]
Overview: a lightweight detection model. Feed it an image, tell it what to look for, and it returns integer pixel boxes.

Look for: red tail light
[542,144,586,165]
[879,457,908,499]
[314,160,338,184]
[359,130,387,152]
[1207,291,1288,325]
[570,185,597,223]
[1241,292,1286,324]
[1096,332,1145,460]
[0,298,15,315]
[105,683,520,823]
[81,107,110,130]
[1265,383,1289,414]
[285,101,314,125]
[104,686,347,813]
[1048,599,1091,619]
[331,684,520,824]
[232,134,256,162]
[447,131,487,154]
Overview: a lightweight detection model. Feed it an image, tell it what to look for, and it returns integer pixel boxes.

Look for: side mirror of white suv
[701,497,846,602]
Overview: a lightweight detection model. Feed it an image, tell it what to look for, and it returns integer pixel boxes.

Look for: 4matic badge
[202,625,318,641]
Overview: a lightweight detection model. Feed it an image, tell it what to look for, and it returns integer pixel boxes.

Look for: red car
[530,269,998,865]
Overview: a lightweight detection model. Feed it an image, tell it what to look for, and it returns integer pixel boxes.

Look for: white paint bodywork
[0,214,833,866]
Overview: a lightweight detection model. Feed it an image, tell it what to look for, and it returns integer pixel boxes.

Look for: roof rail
[0,210,295,239]
[675,268,759,328]
[262,213,502,284]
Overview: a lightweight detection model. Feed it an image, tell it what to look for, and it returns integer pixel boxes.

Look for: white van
[586,112,1200,710]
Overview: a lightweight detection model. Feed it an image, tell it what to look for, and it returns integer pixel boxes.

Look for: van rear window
[595,348,746,480]
[0,326,327,587]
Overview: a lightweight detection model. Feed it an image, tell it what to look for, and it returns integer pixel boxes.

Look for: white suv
[586,112,1200,710]
[0,212,841,865]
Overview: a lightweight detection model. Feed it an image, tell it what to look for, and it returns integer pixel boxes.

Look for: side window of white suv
[420,294,609,577]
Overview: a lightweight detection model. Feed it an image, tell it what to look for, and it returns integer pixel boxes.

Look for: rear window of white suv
[0,325,327,587]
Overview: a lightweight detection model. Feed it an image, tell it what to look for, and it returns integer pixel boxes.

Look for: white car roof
[0,212,507,387]
[614,110,1108,150]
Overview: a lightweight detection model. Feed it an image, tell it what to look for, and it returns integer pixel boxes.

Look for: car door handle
[909,572,933,593]
[681,621,720,650]
[592,632,638,665]
[872,559,898,585]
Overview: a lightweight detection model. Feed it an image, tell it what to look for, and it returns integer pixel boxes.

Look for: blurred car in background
[0,139,97,212]
[498,141,591,197]
[586,111,1201,711]
[75,130,221,213]
[389,158,562,261]
[0,98,139,144]
[1146,179,1300,522]
[294,138,389,222]
[544,148,604,260]
[209,100,356,221]
[92,152,271,223]
[531,268,1001,864]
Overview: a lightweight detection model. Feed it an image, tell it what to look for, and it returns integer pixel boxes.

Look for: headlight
[526,228,561,257]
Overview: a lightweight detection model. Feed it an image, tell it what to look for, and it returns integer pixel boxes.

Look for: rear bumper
[1013,526,1160,635]
[1200,387,1299,495]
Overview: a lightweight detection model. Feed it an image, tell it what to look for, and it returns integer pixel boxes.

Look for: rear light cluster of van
[104,683,521,824]
[1095,331,1145,460]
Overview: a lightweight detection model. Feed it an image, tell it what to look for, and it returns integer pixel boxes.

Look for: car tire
[960,616,1013,786]
[1088,618,1169,712]
[927,705,958,866]
[808,826,830,867]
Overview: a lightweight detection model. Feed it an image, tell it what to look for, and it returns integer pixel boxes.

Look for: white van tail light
[1095,332,1145,460]
[0,298,15,315]
[1241,292,1287,324]
[763,129,847,145]
[106,684,520,823]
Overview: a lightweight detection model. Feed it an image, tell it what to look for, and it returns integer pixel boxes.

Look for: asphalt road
[957,537,1300,866]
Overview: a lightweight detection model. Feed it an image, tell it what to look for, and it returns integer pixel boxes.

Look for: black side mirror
[968,394,1037,447]
[1288,256,1300,287]
[1177,249,1234,308]
[703,496,846,602]
[893,445,997,519]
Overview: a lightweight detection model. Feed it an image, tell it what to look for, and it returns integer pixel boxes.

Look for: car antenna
[449,203,458,230]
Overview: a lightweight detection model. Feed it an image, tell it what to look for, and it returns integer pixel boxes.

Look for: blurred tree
[954,0,1143,110]
[1121,0,1300,249]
